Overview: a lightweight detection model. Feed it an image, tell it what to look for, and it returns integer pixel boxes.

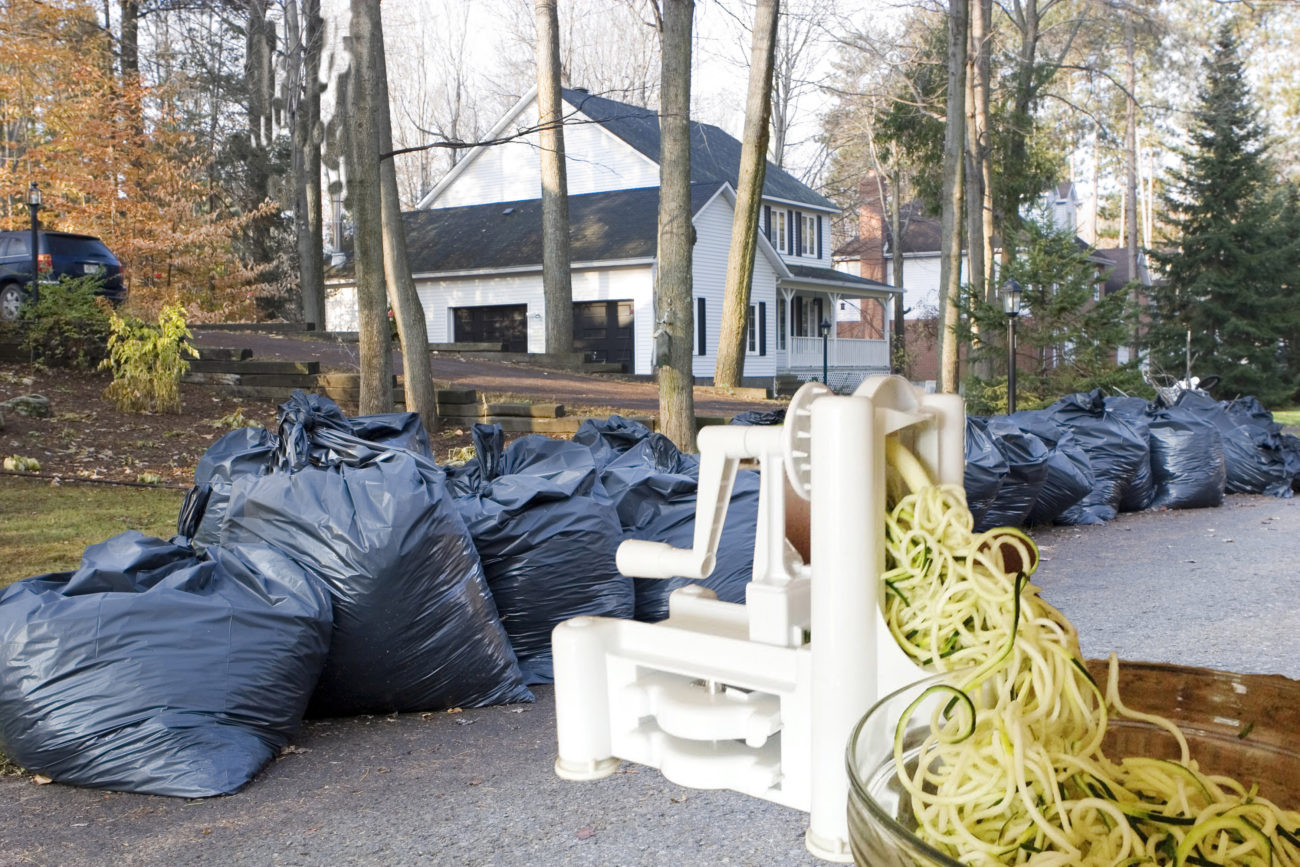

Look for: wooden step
[189,359,320,375]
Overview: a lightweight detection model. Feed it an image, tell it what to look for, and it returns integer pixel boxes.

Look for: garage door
[452,304,527,353]
[572,300,634,369]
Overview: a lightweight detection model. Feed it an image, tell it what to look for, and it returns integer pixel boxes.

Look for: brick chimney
[857,173,887,283]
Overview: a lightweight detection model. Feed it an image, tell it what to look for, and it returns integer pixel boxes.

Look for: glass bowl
[845,660,1300,867]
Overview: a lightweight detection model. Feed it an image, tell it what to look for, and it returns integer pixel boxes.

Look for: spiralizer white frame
[552,376,965,861]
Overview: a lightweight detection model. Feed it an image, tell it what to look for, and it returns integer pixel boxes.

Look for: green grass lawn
[1272,409,1300,428]
[0,478,186,589]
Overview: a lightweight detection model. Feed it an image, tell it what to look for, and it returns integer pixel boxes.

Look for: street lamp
[1002,278,1023,414]
[27,182,42,310]
[818,318,831,387]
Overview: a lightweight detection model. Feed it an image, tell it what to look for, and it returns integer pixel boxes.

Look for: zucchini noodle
[882,440,1300,866]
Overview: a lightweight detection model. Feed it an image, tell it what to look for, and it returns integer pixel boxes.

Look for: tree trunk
[656,0,697,452]
[938,0,968,394]
[890,171,906,373]
[1124,10,1141,356]
[345,1,394,415]
[291,0,326,330]
[119,0,140,87]
[966,0,993,378]
[536,0,575,356]
[362,0,438,429]
[714,0,778,389]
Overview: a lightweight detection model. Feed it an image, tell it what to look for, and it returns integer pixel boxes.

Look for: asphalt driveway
[3,495,1298,866]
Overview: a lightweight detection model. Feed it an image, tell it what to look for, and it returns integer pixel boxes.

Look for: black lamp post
[1002,278,1023,414]
[818,318,831,386]
[27,182,42,310]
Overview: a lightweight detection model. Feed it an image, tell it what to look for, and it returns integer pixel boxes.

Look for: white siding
[691,193,780,381]
[761,202,837,270]
[431,97,659,208]
[887,253,972,318]
[415,266,653,362]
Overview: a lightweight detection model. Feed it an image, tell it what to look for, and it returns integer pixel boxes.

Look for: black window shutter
[697,297,706,356]
[794,212,802,256]
[817,216,822,259]
[764,205,772,242]
[759,302,767,356]
[787,210,795,254]
[794,296,804,336]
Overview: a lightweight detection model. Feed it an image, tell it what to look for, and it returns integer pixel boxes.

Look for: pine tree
[1148,23,1300,406]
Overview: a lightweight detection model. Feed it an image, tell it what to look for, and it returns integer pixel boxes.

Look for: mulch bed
[0,363,483,487]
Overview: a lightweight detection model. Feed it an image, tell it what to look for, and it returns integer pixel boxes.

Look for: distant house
[833,178,1149,381]
[326,87,901,392]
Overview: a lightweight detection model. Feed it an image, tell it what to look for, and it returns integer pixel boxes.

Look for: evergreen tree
[1148,23,1300,406]
[962,209,1140,414]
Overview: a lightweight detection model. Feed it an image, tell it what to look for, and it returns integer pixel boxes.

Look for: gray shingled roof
[786,263,900,293]
[562,88,836,212]
[332,183,724,276]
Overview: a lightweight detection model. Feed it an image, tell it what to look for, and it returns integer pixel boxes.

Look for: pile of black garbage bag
[0,392,761,799]
[964,387,1300,531]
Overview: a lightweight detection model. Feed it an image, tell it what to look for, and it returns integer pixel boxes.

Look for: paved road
[190,328,786,419]
[3,494,1298,866]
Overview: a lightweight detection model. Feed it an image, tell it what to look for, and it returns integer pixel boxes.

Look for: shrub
[100,304,196,413]
[20,275,112,368]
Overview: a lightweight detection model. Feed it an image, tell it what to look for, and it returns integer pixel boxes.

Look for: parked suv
[0,230,126,321]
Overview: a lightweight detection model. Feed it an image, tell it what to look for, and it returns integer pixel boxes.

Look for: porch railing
[785,336,889,370]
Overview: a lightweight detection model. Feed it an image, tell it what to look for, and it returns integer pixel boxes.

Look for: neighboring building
[326,87,901,392]
[833,177,1150,382]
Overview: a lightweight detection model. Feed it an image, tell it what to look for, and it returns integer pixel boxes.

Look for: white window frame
[801,214,817,256]
[774,210,788,254]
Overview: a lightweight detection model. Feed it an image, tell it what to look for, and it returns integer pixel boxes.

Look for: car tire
[0,282,25,322]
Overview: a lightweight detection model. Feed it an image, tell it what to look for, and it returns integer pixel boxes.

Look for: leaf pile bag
[1175,391,1295,498]
[576,418,760,623]
[1005,411,1095,526]
[963,416,1007,530]
[980,417,1050,530]
[1046,389,1150,525]
[216,392,532,716]
[180,392,434,550]
[446,425,632,684]
[1103,396,1157,512]
[0,532,332,798]
[1147,404,1227,510]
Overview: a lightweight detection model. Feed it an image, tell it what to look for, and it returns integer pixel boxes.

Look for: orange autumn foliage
[0,0,269,322]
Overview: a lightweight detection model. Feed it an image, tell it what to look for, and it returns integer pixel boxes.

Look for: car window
[46,236,113,258]
[0,236,29,257]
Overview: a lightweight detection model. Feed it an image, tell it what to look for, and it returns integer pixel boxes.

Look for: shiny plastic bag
[0,532,332,797]
[449,426,632,684]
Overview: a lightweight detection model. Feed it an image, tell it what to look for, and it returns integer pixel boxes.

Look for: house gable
[417,88,660,209]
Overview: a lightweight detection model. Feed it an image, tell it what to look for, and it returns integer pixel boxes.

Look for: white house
[326,87,901,392]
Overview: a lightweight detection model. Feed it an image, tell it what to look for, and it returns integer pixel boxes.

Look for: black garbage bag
[179,425,277,548]
[597,432,758,623]
[963,417,1007,530]
[1147,405,1226,509]
[1222,396,1300,495]
[980,418,1050,530]
[0,532,332,798]
[180,394,433,547]
[217,393,532,716]
[1175,391,1294,498]
[1104,396,1156,512]
[1046,390,1150,524]
[449,425,632,684]
[729,409,787,426]
[1004,411,1094,526]
[573,414,656,470]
